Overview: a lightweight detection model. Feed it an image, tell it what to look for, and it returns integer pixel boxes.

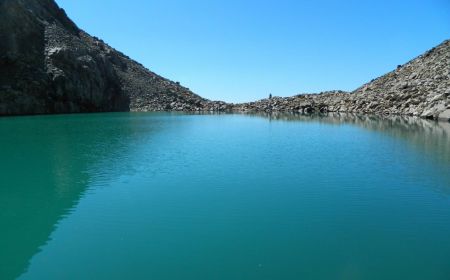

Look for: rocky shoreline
[0,0,449,121]
[225,40,449,122]
[128,39,450,122]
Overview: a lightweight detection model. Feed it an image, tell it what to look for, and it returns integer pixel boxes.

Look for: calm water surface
[1,113,450,280]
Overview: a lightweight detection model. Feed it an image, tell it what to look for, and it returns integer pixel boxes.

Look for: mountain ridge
[233,39,450,121]
[0,0,224,115]
[0,0,449,121]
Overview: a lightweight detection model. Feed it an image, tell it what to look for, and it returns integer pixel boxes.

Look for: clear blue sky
[56,0,449,102]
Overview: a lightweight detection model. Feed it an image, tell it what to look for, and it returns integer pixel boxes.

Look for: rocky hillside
[233,40,450,121]
[1,0,448,120]
[351,40,450,119]
[0,0,221,115]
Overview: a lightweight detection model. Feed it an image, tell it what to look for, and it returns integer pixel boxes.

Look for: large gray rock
[0,0,214,115]
[439,109,450,122]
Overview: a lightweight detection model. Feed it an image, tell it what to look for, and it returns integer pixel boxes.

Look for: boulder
[438,109,450,122]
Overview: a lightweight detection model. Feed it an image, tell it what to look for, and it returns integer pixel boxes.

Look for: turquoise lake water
[1,113,450,280]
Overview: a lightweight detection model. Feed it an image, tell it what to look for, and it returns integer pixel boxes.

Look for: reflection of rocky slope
[0,121,87,279]
[0,114,166,280]
[233,40,450,121]
[0,113,449,279]
[246,112,450,169]
[0,0,222,115]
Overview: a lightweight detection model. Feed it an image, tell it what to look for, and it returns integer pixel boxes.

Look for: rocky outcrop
[0,0,220,115]
[1,0,449,120]
[232,40,450,121]
[351,39,450,120]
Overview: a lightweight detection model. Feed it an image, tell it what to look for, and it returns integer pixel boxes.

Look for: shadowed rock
[0,0,223,115]
[0,0,448,120]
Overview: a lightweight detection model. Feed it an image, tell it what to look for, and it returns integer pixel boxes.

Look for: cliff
[0,0,215,115]
[0,0,448,120]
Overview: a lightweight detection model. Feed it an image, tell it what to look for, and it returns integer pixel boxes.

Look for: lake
[1,112,450,280]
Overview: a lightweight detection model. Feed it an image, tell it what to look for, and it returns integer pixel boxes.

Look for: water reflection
[242,112,450,165]
[1,112,449,279]
[0,113,172,280]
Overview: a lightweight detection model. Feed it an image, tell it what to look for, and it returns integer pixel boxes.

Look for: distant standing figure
[269,93,272,99]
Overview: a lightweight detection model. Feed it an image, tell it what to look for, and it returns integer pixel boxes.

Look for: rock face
[0,0,449,120]
[0,0,215,115]
[233,40,450,121]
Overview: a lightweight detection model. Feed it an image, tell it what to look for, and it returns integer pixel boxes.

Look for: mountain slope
[1,0,448,120]
[0,0,218,115]
[351,39,450,118]
[233,40,450,121]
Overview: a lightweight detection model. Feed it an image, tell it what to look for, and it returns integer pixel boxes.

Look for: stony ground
[232,40,450,121]
[231,40,450,121]
[1,0,449,120]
